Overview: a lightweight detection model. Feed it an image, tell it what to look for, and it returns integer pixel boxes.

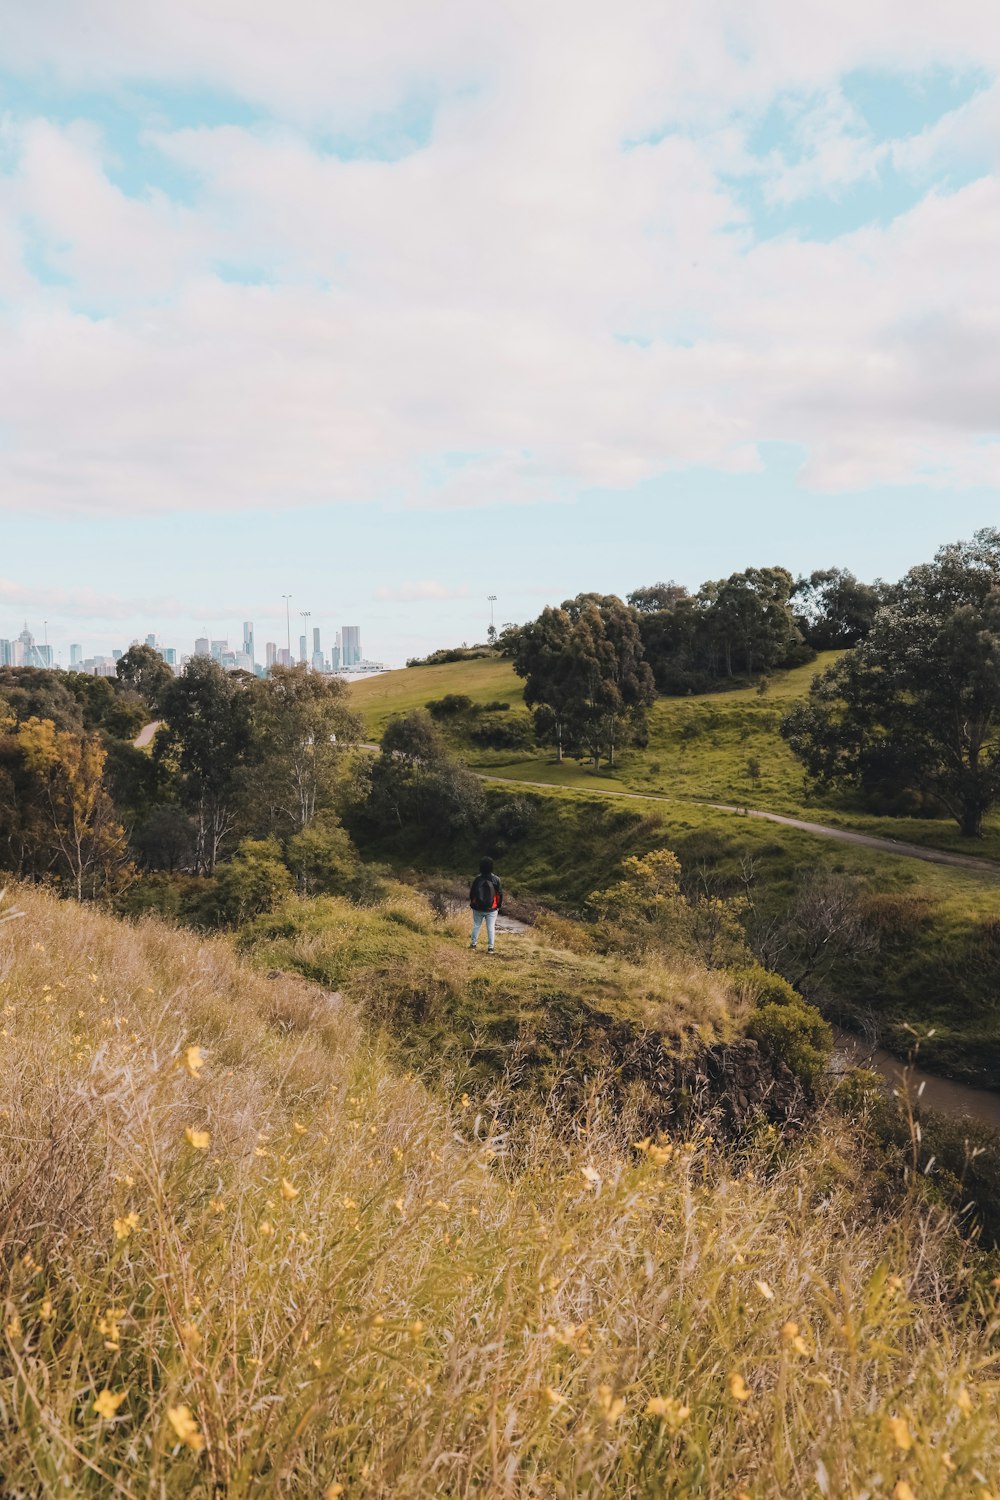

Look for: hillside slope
[349,655,1000,861]
[2,885,999,1496]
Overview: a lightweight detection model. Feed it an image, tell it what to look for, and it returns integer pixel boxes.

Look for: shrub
[214,838,294,927]
[426,694,474,718]
[729,964,801,1009]
[286,815,357,896]
[468,713,535,750]
[747,997,832,1090]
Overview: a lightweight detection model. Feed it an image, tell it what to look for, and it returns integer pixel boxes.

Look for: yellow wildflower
[326,1486,345,1499]
[5,1313,22,1342]
[280,1177,299,1201]
[209,1198,225,1214]
[886,1275,905,1296]
[408,1320,425,1337]
[184,1127,210,1150]
[648,1143,673,1165]
[780,1320,809,1356]
[93,1389,127,1420]
[542,1386,566,1407]
[39,1298,54,1322]
[293,1121,307,1134]
[113,1211,140,1241]
[728,1373,751,1402]
[885,1415,912,1452]
[596,1384,625,1424]
[167,1403,205,1452]
[182,1045,205,1079]
[892,1483,916,1500]
[645,1395,690,1428]
[259,1220,274,1238]
[180,1323,203,1352]
[954,1385,973,1415]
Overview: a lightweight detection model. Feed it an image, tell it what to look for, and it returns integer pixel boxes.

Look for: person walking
[469,856,503,953]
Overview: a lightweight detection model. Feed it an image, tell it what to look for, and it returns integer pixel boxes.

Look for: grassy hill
[350,655,1000,859]
[2,882,999,1495]
[350,660,1000,1085]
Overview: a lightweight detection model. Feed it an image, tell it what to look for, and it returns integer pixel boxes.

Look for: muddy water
[832,1029,1000,1132]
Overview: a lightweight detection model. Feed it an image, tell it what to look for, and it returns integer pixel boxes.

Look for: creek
[831,1029,1000,1133]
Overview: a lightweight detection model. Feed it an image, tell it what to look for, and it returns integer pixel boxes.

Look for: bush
[747,997,832,1090]
[729,964,801,1009]
[214,838,294,926]
[468,713,535,750]
[286,815,358,896]
[426,694,474,719]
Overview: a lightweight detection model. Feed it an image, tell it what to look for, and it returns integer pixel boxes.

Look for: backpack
[471,874,498,911]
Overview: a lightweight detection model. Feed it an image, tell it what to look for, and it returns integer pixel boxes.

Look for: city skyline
[0,614,378,677]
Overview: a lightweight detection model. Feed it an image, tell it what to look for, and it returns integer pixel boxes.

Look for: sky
[2,1,1000,666]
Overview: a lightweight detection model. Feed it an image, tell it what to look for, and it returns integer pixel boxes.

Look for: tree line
[0,650,363,908]
[507,566,883,766]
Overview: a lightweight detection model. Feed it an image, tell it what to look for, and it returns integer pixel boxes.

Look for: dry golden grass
[1,883,999,1498]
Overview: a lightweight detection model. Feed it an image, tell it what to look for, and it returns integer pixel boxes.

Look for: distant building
[277,647,292,667]
[243,620,255,666]
[70,644,83,666]
[163,647,177,666]
[299,634,307,664]
[0,639,13,666]
[145,633,157,649]
[16,622,51,669]
[341,625,361,667]
[210,639,227,663]
[194,637,210,657]
[265,641,278,669]
[330,640,341,671]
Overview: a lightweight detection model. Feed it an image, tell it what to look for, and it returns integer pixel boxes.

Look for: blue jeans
[471,909,497,950]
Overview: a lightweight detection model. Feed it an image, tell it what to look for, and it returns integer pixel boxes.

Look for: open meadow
[2,883,1000,1497]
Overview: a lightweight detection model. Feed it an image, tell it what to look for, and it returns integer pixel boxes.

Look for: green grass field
[350,660,1000,1084]
[350,655,1000,860]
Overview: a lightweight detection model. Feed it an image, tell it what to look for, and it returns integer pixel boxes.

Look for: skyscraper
[311,626,323,671]
[299,634,307,664]
[210,639,227,663]
[265,641,278,669]
[341,626,361,667]
[70,644,83,666]
[145,633,157,649]
[194,637,210,657]
[243,621,255,666]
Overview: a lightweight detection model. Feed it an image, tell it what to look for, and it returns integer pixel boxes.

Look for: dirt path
[134,720,162,748]
[480,774,1000,879]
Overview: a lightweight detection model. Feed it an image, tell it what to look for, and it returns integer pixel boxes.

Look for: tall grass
[1,884,998,1497]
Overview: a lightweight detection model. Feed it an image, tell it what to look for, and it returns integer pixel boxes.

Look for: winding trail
[479,773,1000,880]
[133,720,162,748]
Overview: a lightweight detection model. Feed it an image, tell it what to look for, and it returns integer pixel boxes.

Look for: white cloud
[0,0,999,518]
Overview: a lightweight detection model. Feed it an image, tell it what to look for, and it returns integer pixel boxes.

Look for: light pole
[487,594,497,633]
[300,610,311,667]
[282,594,292,659]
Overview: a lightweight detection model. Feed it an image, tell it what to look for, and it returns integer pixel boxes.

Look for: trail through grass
[2,884,999,1496]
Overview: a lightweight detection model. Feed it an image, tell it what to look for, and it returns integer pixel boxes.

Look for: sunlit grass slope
[349,654,1000,859]
[350,657,518,737]
[2,883,1000,1497]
